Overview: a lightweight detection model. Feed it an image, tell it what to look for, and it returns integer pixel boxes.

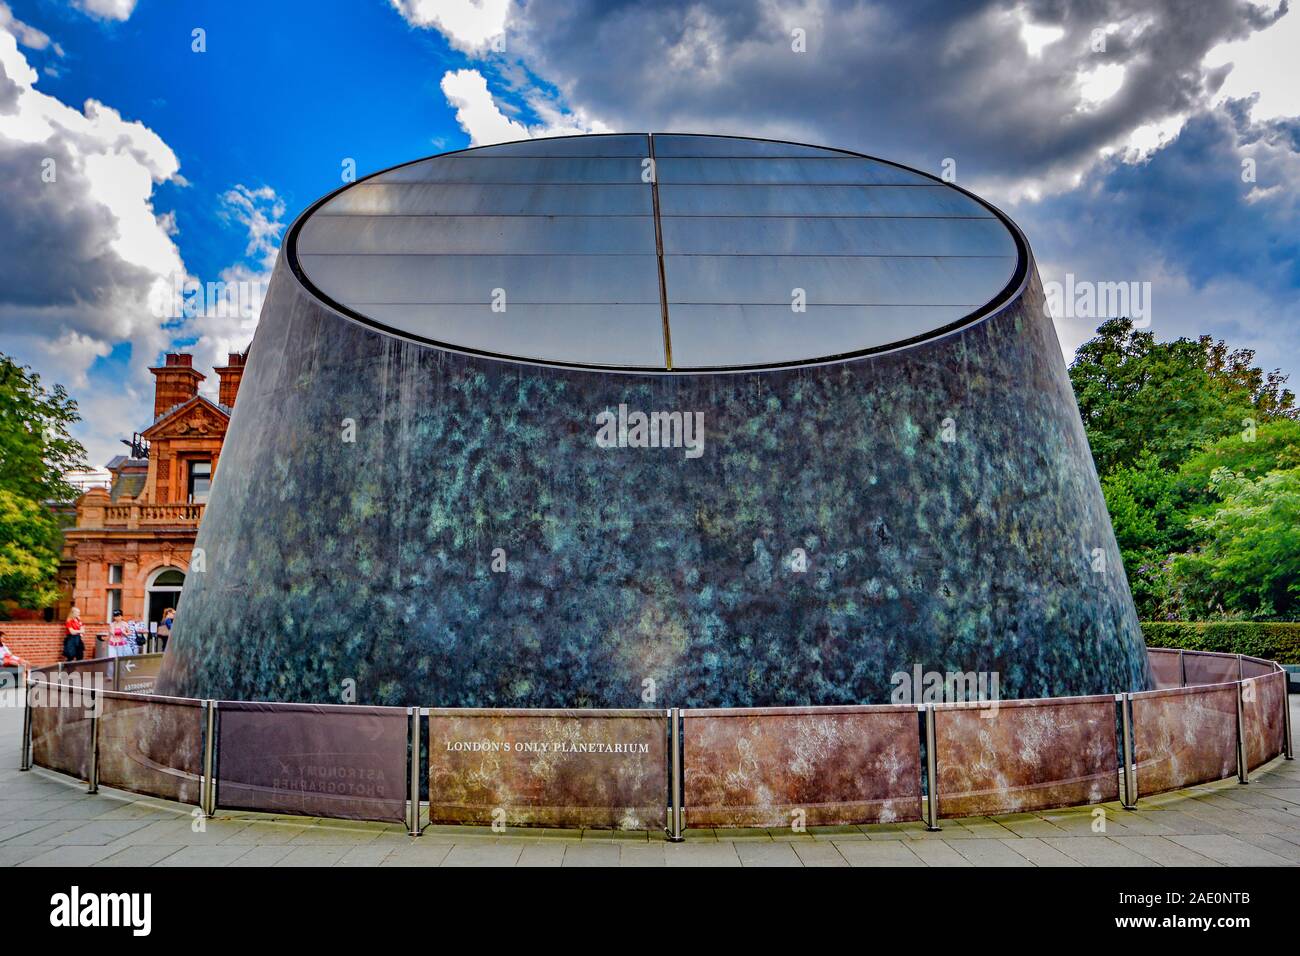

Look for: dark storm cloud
[1010,94,1300,374]
[0,138,152,310]
[509,0,1285,181]
[1017,95,1300,293]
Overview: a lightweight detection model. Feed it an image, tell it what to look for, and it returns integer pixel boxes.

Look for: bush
[1142,621,1300,664]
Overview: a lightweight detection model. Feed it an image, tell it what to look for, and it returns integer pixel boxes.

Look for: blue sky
[14,0,470,282]
[1,0,1297,467]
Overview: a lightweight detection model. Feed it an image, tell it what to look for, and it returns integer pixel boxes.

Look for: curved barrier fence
[16,648,1294,839]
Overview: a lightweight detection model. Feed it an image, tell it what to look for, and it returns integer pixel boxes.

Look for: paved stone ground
[2,688,1298,867]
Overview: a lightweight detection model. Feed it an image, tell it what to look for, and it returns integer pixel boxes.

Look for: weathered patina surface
[1146,649,1183,690]
[1132,684,1238,796]
[158,136,1148,709]
[97,693,203,804]
[426,709,666,829]
[682,705,921,827]
[934,695,1118,817]
[1183,651,1240,687]
[30,687,92,781]
[1243,671,1286,771]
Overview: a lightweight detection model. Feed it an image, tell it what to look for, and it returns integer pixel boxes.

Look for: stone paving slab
[1,688,1297,866]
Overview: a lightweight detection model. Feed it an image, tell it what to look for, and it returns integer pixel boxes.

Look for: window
[108,564,123,584]
[108,588,122,615]
[188,460,212,504]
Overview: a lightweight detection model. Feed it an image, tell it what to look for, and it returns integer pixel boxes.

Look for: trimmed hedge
[1142,621,1300,665]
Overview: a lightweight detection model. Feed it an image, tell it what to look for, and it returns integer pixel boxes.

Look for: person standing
[63,607,85,662]
[157,607,175,651]
[107,610,131,658]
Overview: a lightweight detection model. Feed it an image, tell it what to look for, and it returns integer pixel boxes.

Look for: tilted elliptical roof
[288,133,1027,372]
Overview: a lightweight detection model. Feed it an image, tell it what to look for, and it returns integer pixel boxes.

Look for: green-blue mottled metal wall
[156,261,1149,707]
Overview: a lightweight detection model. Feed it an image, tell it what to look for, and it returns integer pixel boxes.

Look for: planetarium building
[157,133,1149,708]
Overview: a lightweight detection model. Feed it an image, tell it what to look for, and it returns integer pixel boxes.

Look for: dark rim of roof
[284,132,1031,376]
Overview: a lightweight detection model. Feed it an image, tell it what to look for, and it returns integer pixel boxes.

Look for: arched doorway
[146,566,185,624]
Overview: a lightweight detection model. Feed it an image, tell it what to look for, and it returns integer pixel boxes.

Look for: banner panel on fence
[1132,683,1238,797]
[29,678,95,781]
[1243,671,1286,771]
[426,709,667,829]
[1241,657,1276,680]
[1183,652,1240,687]
[96,692,203,804]
[62,659,113,679]
[217,701,408,824]
[1146,650,1183,689]
[934,696,1118,817]
[682,705,922,828]
[114,654,165,694]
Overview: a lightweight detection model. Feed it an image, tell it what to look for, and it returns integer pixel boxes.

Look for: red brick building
[57,351,244,639]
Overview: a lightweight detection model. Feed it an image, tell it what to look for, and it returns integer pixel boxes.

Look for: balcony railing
[99,502,205,527]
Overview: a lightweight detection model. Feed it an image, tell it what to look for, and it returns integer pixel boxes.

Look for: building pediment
[141,396,230,441]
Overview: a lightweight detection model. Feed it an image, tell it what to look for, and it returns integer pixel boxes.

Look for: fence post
[1283,666,1294,761]
[201,700,218,816]
[87,687,100,794]
[407,707,422,837]
[1237,654,1244,682]
[1236,682,1249,785]
[19,675,32,771]
[1119,693,1137,809]
[924,704,941,831]
[667,707,683,842]
[1178,650,1186,688]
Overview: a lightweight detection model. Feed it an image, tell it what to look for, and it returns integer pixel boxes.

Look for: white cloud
[1016,9,1064,58]
[182,185,286,396]
[71,0,137,23]
[0,21,185,463]
[0,2,54,51]
[390,0,512,53]
[1076,63,1126,110]
[1205,2,1300,121]
[439,68,608,145]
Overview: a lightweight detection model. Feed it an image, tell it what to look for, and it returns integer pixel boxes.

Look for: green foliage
[1142,621,1300,665]
[1071,320,1298,622]
[0,353,86,608]
[1070,318,1295,477]
[1101,453,1188,618]
[1172,468,1300,619]
[1178,419,1300,493]
[0,489,62,608]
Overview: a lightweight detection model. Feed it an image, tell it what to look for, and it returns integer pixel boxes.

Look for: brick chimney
[150,353,205,420]
[214,352,246,407]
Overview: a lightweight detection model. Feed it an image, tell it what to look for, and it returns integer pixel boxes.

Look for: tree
[1069,319,1296,478]
[1101,453,1189,619]
[0,489,62,608]
[0,354,86,504]
[1177,418,1300,495]
[1071,321,1298,621]
[0,354,86,609]
[1173,468,1300,619]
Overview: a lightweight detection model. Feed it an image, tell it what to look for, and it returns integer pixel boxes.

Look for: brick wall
[0,623,66,667]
